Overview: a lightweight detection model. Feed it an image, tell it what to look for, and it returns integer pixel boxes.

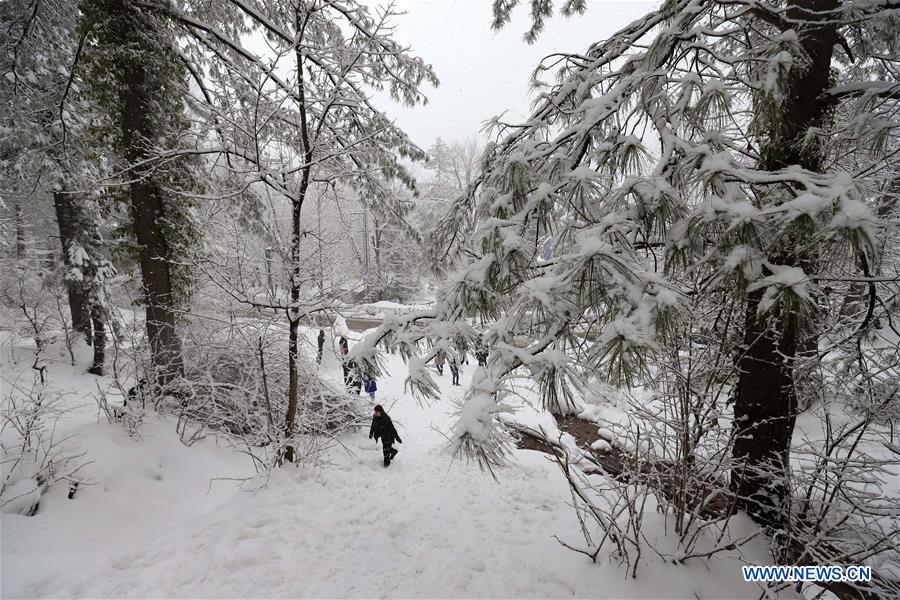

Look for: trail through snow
[2,331,776,598]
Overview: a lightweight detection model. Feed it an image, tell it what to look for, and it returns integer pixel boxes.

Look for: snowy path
[3,354,594,598]
[3,339,776,599]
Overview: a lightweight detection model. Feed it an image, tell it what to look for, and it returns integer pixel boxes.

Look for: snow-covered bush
[0,261,72,378]
[0,380,87,516]
[788,402,900,597]
[165,321,366,458]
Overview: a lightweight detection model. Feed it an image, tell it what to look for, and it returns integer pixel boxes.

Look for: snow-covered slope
[2,330,779,598]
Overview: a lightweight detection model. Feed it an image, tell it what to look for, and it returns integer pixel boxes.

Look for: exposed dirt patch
[516,432,557,455]
[515,413,727,517]
[515,413,628,477]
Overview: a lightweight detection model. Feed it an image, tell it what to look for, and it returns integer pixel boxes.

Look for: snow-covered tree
[418,137,482,263]
[79,0,205,388]
[1,0,113,375]
[364,0,899,542]
[151,0,438,461]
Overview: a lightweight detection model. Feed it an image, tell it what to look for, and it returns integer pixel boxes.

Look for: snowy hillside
[3,0,899,597]
[2,331,782,599]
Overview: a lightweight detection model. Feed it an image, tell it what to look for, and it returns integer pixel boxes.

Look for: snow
[349,300,433,320]
[708,193,759,230]
[590,438,612,453]
[569,165,598,181]
[3,330,783,599]
[723,245,763,281]
[828,197,878,233]
[747,264,810,314]
[1,477,41,515]
[450,368,506,448]
[775,192,831,220]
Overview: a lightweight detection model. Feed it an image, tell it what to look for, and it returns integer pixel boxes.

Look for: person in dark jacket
[364,375,377,400]
[369,405,402,467]
[316,329,325,364]
[339,336,350,385]
[475,346,488,367]
[475,336,488,367]
[449,354,460,386]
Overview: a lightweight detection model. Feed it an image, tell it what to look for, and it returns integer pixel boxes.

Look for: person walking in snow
[455,337,469,365]
[475,342,488,367]
[364,374,377,400]
[339,336,350,385]
[449,353,460,386]
[434,349,446,375]
[316,329,325,364]
[369,405,402,467]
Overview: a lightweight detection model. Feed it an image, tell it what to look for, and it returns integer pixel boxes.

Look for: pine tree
[1,0,112,374]
[366,0,899,534]
[80,0,201,389]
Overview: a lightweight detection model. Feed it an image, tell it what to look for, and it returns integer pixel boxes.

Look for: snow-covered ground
[2,328,781,599]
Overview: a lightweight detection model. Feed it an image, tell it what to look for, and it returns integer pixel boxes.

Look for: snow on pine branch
[363,0,899,472]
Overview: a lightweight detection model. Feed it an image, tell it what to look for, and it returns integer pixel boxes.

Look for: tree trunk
[283,6,314,463]
[284,195,303,463]
[114,3,183,390]
[373,215,382,283]
[732,0,838,530]
[129,177,184,388]
[87,308,106,375]
[52,191,92,342]
[733,293,801,527]
[15,199,26,259]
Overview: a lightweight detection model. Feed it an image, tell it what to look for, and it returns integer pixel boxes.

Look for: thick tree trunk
[114,3,184,390]
[129,177,184,388]
[732,0,837,530]
[52,191,92,342]
[733,294,801,527]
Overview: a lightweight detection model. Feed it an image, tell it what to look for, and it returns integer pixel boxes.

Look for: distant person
[364,374,377,400]
[456,337,469,365]
[369,404,402,467]
[435,349,446,375]
[449,354,460,386]
[475,345,488,367]
[339,336,350,384]
[317,329,325,364]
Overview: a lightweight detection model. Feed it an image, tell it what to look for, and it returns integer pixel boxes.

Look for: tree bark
[128,177,184,388]
[284,198,302,463]
[283,5,314,463]
[115,4,184,390]
[373,215,382,283]
[52,191,92,342]
[732,0,838,530]
[87,308,106,375]
[15,199,26,259]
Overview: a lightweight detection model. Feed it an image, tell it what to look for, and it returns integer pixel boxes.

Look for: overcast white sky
[367,0,658,149]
